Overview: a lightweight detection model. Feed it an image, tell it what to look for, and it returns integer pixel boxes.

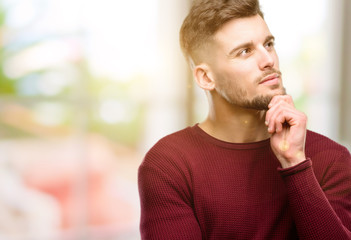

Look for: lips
[259,73,280,85]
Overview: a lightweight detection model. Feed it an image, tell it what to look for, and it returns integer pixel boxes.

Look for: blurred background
[0,0,350,239]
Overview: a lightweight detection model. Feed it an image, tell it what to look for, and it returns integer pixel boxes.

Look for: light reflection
[100,100,131,124]
[3,40,81,79]
[33,102,67,127]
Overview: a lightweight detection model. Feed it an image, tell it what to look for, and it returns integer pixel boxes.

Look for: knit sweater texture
[138,124,351,239]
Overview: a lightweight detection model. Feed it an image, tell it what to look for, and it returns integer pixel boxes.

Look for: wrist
[280,160,304,169]
[279,151,306,168]
[278,158,312,177]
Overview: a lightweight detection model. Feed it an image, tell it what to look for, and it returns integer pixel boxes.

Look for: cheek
[212,60,257,88]
[228,65,253,87]
[221,64,249,80]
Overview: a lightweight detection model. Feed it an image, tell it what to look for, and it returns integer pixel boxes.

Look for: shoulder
[138,127,198,189]
[140,126,196,170]
[306,130,349,155]
[148,126,195,156]
[306,130,351,170]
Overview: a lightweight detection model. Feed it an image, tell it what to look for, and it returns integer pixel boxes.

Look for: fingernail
[265,121,269,126]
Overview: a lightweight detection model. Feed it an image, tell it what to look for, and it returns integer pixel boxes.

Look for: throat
[199,112,270,143]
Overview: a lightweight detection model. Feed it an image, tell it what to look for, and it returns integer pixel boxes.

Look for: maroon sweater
[138,124,351,239]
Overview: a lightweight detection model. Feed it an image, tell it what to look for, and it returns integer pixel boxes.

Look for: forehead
[213,14,272,51]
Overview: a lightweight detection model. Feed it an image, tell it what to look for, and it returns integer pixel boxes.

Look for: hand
[265,95,307,168]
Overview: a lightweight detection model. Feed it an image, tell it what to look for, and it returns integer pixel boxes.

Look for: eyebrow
[227,35,275,57]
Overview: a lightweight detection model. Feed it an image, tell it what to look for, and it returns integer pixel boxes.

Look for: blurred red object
[20,135,138,231]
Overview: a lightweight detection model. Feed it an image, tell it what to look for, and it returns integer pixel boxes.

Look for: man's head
[179,0,285,110]
[180,0,264,65]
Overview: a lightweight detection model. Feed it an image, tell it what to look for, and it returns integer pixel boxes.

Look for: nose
[258,47,275,70]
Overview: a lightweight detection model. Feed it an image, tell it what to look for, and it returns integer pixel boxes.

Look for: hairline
[189,13,264,67]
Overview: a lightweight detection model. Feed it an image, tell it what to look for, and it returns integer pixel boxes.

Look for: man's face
[206,14,286,110]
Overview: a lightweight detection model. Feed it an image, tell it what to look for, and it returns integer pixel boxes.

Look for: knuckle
[286,95,293,100]
[302,114,308,123]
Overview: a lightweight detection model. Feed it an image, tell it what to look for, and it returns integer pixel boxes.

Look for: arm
[265,95,307,168]
[138,154,202,240]
[266,95,351,239]
[278,155,351,239]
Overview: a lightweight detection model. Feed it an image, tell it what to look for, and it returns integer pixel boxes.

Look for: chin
[246,89,287,111]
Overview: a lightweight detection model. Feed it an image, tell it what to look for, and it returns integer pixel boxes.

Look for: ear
[193,64,215,91]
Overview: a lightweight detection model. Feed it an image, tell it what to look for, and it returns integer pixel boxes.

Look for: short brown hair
[179,0,264,64]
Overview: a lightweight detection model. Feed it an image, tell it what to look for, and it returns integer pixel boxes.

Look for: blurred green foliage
[0,5,16,95]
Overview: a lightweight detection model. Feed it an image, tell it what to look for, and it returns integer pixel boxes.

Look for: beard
[216,69,286,110]
[235,90,286,110]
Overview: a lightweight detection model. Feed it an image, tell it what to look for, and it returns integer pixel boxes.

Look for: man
[138,0,351,239]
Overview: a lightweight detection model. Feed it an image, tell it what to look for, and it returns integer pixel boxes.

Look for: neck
[199,94,270,143]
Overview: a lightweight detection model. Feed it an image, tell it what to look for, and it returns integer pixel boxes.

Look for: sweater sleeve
[278,150,351,240]
[138,152,202,239]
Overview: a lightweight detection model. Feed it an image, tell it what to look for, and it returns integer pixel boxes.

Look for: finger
[269,95,293,108]
[265,99,291,126]
[266,104,298,133]
[268,106,305,134]
[268,95,294,109]
[268,107,288,133]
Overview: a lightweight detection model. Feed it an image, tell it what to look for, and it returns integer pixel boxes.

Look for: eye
[238,48,252,56]
[265,40,275,50]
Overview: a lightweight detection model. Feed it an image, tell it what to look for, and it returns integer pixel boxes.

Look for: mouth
[259,73,280,85]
